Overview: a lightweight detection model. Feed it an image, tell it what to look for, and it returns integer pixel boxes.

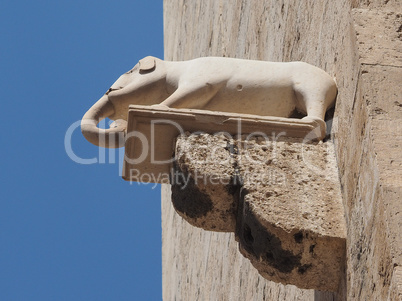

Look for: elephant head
[81,56,167,148]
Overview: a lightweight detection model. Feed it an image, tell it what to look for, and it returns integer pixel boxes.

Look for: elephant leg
[295,89,330,139]
[159,83,223,109]
[294,75,337,125]
[294,84,328,118]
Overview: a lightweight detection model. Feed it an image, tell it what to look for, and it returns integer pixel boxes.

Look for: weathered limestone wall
[162,0,401,300]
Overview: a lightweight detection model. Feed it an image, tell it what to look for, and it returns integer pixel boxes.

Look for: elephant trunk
[81,94,126,148]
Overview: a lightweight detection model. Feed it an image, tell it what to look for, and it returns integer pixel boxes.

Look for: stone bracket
[171,133,346,291]
[122,105,346,291]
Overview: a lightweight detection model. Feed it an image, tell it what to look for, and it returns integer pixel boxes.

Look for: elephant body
[82,56,337,147]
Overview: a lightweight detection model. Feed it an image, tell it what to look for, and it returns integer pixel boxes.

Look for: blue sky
[1,1,164,300]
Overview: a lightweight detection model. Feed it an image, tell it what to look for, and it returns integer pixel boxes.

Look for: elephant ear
[139,56,156,72]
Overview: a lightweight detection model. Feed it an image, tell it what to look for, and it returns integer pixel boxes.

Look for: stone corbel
[122,105,346,292]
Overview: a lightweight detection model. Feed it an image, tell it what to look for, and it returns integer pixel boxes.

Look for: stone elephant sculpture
[81,56,337,148]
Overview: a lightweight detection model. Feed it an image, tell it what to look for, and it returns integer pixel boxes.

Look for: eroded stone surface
[353,9,402,67]
[171,133,237,232]
[171,133,346,291]
[236,137,346,291]
[236,137,345,237]
[389,266,402,301]
[162,184,317,301]
[335,8,402,300]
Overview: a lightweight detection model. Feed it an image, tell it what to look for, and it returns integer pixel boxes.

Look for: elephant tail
[81,94,126,148]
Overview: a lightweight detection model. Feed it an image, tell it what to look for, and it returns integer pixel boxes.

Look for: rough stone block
[171,133,346,291]
[353,9,402,67]
[172,133,237,232]
[235,137,346,291]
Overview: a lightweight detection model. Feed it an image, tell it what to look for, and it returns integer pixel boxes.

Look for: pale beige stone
[162,0,401,300]
[352,9,402,67]
[171,133,236,232]
[171,133,346,291]
[162,184,317,301]
[388,266,402,301]
[334,8,402,301]
[81,56,337,148]
[235,138,346,291]
[122,105,325,182]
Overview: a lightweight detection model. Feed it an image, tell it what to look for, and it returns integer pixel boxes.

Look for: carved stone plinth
[172,133,346,291]
[122,105,324,183]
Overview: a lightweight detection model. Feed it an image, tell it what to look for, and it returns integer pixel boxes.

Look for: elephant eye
[106,88,117,95]
[106,87,124,95]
